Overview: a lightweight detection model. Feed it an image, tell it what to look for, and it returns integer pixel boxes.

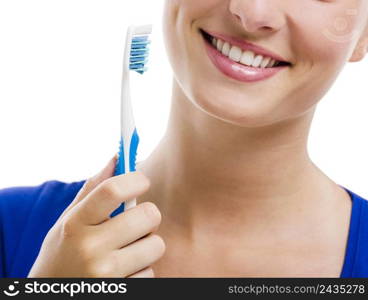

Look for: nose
[229,0,285,34]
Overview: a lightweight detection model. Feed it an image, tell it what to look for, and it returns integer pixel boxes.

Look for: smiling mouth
[200,29,291,69]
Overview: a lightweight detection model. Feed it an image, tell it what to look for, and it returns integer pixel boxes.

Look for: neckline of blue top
[339,186,364,278]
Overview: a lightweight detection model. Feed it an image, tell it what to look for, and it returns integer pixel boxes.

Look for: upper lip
[202,29,290,64]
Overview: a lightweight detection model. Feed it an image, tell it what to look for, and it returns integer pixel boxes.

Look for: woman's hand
[28,156,165,278]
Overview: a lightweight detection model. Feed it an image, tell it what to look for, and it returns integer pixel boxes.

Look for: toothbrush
[110,24,153,217]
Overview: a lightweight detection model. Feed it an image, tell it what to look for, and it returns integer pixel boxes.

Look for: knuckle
[79,177,98,196]
[84,177,97,190]
[140,202,162,225]
[108,251,123,275]
[87,260,113,277]
[133,171,151,189]
[60,215,76,238]
[78,235,100,258]
[99,180,121,200]
[77,238,99,265]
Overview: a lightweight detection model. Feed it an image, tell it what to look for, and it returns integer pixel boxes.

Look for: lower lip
[203,38,289,83]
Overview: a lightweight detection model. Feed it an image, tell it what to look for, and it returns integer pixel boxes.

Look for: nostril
[234,14,241,22]
[262,25,274,32]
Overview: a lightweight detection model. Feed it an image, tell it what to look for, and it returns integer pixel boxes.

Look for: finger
[128,267,154,278]
[92,202,161,249]
[72,171,151,225]
[60,155,117,219]
[113,234,165,277]
[76,154,118,201]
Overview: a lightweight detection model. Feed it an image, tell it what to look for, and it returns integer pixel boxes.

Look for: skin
[30,0,368,277]
[28,156,165,277]
[136,0,368,277]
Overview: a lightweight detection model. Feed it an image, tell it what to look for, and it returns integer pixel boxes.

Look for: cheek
[163,0,223,56]
[283,4,363,113]
[163,1,183,75]
[163,0,213,93]
[162,0,366,128]
[292,3,362,67]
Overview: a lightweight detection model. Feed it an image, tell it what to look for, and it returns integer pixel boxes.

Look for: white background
[0,1,367,199]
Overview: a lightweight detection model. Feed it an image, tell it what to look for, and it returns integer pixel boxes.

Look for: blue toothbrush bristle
[130,35,151,74]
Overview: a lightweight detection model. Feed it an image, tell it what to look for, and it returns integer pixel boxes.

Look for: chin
[190,86,285,128]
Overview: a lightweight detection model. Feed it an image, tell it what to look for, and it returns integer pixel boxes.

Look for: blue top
[0,181,367,278]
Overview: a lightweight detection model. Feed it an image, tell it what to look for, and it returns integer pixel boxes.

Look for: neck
[137,81,338,237]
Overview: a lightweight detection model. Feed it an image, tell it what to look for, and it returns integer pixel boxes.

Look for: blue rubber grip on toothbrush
[110,128,140,217]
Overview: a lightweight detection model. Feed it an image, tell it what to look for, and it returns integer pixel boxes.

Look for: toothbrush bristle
[130,35,151,74]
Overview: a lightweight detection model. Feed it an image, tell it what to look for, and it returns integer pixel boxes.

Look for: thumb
[60,154,118,219]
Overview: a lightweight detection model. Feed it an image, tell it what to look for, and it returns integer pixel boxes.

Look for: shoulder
[0,180,85,209]
[0,180,85,277]
[0,180,85,227]
[346,188,368,222]
[344,188,368,278]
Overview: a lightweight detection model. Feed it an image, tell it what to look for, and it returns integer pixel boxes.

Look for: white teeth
[252,55,263,68]
[228,46,242,62]
[212,37,217,47]
[209,35,285,68]
[240,50,254,66]
[267,59,276,68]
[260,56,271,68]
[217,39,224,52]
[222,42,231,56]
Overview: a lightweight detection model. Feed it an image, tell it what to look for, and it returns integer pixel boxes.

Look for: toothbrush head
[129,25,152,75]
